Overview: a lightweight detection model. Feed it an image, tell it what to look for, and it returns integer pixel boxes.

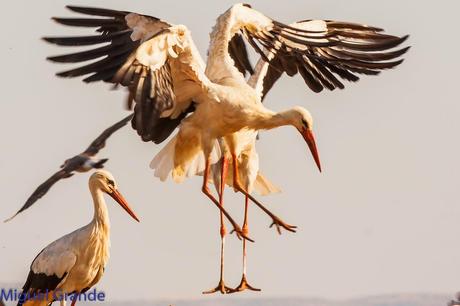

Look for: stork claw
[269,217,297,235]
[231,227,254,242]
[230,275,261,293]
[203,280,235,295]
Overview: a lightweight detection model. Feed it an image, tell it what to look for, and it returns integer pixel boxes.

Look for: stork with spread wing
[44,3,408,244]
[5,114,133,222]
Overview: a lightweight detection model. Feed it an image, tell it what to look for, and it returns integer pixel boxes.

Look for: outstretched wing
[44,6,211,143]
[5,170,72,222]
[84,113,134,155]
[238,5,409,97]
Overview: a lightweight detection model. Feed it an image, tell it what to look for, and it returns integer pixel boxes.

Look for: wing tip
[65,5,92,13]
[65,5,128,17]
[55,70,78,78]
[46,55,66,63]
[42,36,56,44]
[3,214,17,223]
[392,58,405,68]
[397,34,410,46]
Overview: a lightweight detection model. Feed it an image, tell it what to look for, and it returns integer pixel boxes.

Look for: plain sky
[1,0,459,302]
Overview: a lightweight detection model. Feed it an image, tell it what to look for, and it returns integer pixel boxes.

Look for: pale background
[1,0,459,302]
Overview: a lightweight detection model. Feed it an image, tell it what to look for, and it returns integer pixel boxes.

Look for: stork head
[90,170,140,222]
[284,106,322,172]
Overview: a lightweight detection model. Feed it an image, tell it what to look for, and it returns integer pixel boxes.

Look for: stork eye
[242,3,252,8]
[301,119,309,130]
[106,179,115,187]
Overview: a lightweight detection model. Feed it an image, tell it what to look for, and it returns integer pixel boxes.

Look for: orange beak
[301,129,322,172]
[109,189,140,222]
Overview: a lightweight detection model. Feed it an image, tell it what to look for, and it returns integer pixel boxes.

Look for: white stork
[5,114,134,222]
[44,4,408,241]
[16,170,139,306]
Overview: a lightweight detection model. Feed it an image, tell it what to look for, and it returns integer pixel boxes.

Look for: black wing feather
[245,18,409,94]
[45,6,183,143]
[8,170,70,221]
[84,113,134,155]
[18,269,68,306]
[65,5,130,18]
[228,34,254,76]
[47,43,127,63]
[43,29,131,46]
[52,17,123,28]
[56,52,131,78]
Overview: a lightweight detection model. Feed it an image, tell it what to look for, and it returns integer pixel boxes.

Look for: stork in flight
[16,170,139,306]
[5,114,133,222]
[44,4,408,240]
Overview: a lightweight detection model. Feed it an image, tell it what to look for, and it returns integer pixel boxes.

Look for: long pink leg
[232,195,261,292]
[71,292,80,306]
[230,154,297,234]
[203,157,234,294]
[201,156,253,242]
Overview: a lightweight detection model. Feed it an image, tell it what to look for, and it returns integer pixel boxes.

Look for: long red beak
[109,189,140,222]
[302,129,322,172]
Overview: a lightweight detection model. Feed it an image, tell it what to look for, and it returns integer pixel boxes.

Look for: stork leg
[71,292,79,306]
[231,153,297,234]
[232,195,261,293]
[202,157,253,242]
[203,157,234,294]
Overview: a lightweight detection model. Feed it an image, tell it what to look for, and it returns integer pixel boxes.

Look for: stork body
[17,170,139,306]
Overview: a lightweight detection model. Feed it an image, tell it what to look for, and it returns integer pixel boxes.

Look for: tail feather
[253,172,281,196]
[150,136,177,181]
[150,137,221,182]
[93,158,108,169]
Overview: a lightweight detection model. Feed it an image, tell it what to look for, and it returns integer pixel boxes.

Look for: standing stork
[16,170,139,306]
[43,4,408,241]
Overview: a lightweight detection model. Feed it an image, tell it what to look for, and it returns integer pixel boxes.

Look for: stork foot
[203,280,234,295]
[232,224,254,242]
[230,275,261,293]
[269,216,297,234]
[232,177,296,236]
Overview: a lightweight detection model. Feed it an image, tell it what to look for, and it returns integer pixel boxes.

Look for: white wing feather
[32,241,77,280]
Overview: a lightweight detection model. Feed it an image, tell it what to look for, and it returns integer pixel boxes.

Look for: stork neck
[90,187,111,231]
[247,109,293,131]
[206,8,245,82]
